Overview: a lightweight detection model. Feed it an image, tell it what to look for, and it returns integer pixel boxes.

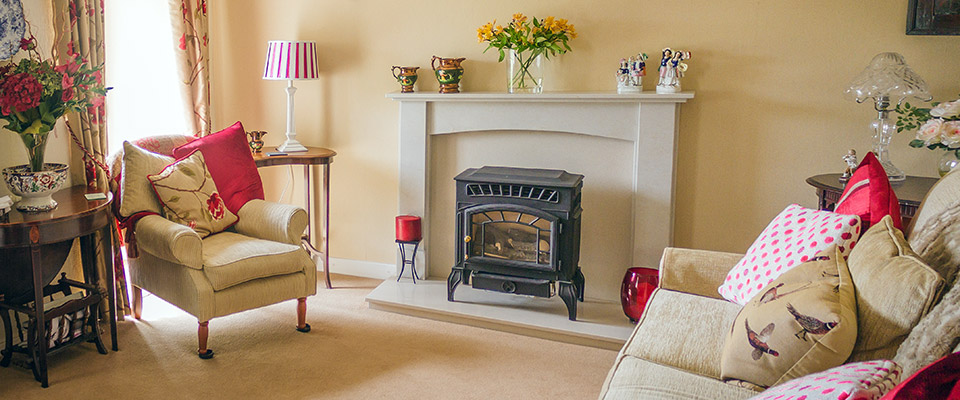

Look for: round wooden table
[252,146,336,289]
[0,186,117,387]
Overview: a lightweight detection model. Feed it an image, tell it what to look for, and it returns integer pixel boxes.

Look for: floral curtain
[171,0,210,137]
[52,0,131,317]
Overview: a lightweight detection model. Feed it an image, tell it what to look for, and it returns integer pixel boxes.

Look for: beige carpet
[0,274,617,399]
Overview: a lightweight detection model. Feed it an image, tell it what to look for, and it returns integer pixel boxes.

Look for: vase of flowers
[0,35,108,211]
[477,13,576,94]
[897,98,960,176]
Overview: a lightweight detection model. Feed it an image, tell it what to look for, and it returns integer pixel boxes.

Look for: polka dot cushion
[749,360,902,400]
[719,204,861,305]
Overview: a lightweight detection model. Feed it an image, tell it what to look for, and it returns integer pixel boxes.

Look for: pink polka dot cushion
[720,204,861,305]
[749,360,902,400]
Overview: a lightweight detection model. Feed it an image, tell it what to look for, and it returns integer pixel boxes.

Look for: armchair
[110,136,317,359]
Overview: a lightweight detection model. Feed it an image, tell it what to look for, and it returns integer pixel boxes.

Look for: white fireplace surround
[387,91,693,302]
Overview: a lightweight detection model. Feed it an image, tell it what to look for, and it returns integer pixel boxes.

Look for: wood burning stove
[447,166,585,320]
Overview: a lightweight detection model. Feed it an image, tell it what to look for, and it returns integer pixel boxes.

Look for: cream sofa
[599,170,960,399]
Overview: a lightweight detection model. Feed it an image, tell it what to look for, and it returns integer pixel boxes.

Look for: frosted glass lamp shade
[844,52,931,104]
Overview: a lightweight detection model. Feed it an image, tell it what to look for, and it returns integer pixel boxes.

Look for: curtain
[53,0,131,318]
[171,0,211,137]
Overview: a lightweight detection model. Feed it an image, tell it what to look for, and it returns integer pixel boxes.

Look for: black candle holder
[396,239,421,283]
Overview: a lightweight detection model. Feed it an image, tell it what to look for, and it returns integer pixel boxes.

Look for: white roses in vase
[897,98,960,157]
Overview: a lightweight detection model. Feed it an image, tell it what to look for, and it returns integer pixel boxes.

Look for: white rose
[917,118,944,145]
[941,121,960,148]
[931,100,960,119]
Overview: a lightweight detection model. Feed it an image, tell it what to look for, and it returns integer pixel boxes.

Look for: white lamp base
[277,137,308,152]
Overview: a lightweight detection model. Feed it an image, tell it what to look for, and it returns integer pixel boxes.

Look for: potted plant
[477,13,577,94]
[0,33,108,211]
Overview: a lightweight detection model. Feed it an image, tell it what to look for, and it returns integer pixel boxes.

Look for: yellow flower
[512,13,527,24]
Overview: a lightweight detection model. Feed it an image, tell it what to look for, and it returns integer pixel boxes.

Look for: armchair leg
[198,321,214,359]
[132,287,143,320]
[296,298,311,333]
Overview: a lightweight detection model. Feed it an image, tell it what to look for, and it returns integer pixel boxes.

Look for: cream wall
[208,1,960,278]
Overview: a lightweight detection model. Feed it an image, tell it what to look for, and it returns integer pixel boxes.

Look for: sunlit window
[104,0,190,155]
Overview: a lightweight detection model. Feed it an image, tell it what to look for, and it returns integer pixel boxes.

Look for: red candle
[396,215,422,242]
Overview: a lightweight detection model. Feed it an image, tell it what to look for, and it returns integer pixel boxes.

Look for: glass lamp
[844,52,931,182]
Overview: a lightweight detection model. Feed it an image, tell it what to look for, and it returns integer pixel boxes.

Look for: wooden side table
[252,146,336,289]
[0,186,117,387]
[805,173,938,228]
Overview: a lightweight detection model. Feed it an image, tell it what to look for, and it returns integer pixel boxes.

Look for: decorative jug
[431,56,465,93]
[392,66,420,93]
[246,130,267,154]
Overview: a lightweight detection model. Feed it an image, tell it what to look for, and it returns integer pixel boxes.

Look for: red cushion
[173,121,264,215]
[835,152,903,232]
[880,352,960,399]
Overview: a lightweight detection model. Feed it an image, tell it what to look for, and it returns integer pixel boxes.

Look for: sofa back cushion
[846,215,943,362]
[120,141,175,218]
[906,167,960,287]
[721,246,858,388]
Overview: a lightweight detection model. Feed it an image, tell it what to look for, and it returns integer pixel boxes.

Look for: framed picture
[907,0,960,35]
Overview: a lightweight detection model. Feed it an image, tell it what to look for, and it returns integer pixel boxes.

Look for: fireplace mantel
[388,91,693,301]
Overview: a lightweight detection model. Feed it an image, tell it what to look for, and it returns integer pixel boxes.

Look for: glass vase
[507,49,543,94]
[19,129,51,172]
[938,150,960,177]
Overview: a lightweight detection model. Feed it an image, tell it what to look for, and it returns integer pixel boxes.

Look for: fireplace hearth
[447,166,585,320]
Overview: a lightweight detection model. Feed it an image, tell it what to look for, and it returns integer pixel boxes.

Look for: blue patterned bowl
[2,163,69,212]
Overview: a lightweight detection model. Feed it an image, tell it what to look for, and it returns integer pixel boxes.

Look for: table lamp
[263,40,319,152]
[844,52,931,182]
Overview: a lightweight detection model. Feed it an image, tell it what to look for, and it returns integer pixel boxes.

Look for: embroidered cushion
[719,204,861,305]
[835,152,903,232]
[749,360,902,400]
[119,141,175,218]
[148,150,238,238]
[721,246,858,388]
[846,215,943,362]
[173,121,264,215]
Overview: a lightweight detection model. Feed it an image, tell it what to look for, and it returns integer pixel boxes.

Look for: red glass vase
[620,267,659,323]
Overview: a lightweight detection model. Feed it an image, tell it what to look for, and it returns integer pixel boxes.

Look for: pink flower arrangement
[0,32,109,171]
[897,98,960,157]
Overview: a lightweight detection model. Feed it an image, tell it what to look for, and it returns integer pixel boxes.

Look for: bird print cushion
[148,150,238,238]
[719,204,861,305]
[748,360,902,400]
[720,245,858,389]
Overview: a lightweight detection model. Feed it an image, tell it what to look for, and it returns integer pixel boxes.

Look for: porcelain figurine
[617,52,647,94]
[431,56,465,94]
[656,48,691,94]
[392,66,420,93]
[840,149,858,182]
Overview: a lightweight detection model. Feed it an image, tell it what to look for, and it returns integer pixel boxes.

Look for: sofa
[598,169,960,399]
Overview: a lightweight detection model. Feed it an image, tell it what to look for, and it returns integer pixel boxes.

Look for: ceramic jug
[391,66,420,93]
[431,56,465,93]
[247,130,267,153]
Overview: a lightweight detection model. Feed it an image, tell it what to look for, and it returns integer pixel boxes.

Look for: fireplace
[447,166,585,320]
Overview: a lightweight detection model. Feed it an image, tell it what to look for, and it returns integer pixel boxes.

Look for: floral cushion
[835,152,903,233]
[721,246,858,388]
[719,204,861,305]
[148,150,237,238]
[749,360,902,400]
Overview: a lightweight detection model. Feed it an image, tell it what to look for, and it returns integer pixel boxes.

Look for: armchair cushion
[201,232,308,291]
[235,199,308,245]
[134,215,203,269]
[119,141,174,217]
[173,121,265,215]
[149,150,238,238]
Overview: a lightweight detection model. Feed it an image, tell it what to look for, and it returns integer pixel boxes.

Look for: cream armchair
[128,199,317,359]
[111,136,317,359]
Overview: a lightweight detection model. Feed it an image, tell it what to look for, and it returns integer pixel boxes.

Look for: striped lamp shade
[263,40,318,80]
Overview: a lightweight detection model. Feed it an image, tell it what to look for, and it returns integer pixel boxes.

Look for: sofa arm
[134,215,203,269]
[658,247,743,300]
[235,199,307,245]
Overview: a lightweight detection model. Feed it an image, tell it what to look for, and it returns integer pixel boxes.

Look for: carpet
[0,274,617,399]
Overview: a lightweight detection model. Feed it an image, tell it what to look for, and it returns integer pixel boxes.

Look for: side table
[253,146,336,289]
[805,173,938,228]
[0,186,117,387]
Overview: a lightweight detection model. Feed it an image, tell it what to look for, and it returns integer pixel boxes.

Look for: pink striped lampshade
[263,40,318,80]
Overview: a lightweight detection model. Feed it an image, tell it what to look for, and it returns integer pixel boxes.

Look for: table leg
[300,164,331,289]
[29,243,48,388]
[323,163,331,289]
[101,225,118,351]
